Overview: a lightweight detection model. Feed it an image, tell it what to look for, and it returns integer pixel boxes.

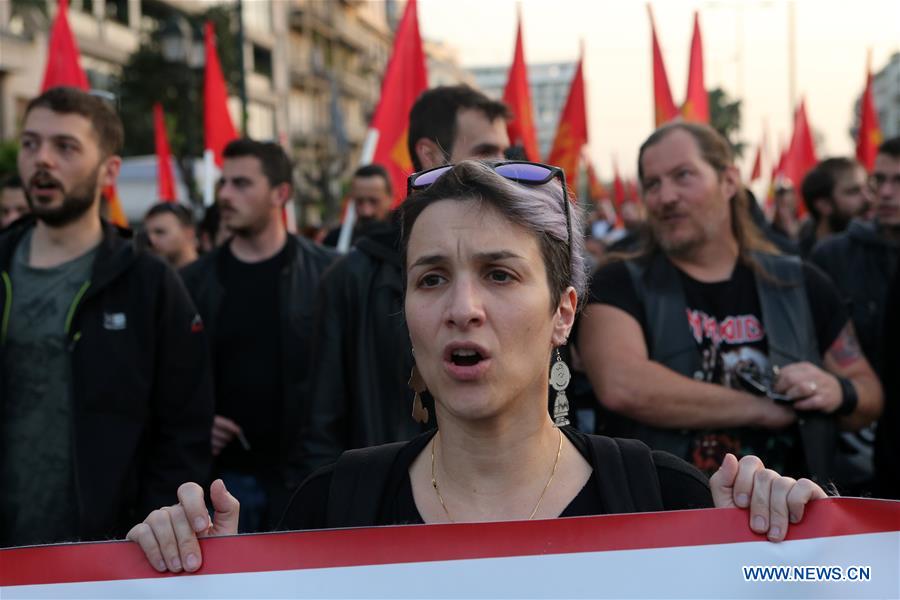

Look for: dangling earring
[550,348,571,426]
[409,364,429,424]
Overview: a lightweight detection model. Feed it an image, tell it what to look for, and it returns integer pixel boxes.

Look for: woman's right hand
[126,479,239,573]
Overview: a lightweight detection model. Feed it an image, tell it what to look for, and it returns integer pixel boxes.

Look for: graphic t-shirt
[583,258,847,476]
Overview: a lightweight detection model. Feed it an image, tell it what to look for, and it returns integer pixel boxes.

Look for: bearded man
[0,87,213,548]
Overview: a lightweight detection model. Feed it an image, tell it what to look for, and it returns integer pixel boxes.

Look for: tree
[0,140,19,179]
[708,87,745,158]
[115,6,240,203]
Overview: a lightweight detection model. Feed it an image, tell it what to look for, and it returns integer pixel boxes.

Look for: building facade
[0,0,469,224]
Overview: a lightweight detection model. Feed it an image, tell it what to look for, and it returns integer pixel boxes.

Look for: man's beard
[27,167,101,227]
[827,210,853,233]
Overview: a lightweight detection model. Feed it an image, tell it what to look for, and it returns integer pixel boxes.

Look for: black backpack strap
[588,435,664,513]
[326,441,406,528]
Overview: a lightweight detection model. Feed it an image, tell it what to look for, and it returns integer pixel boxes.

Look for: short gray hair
[401,160,586,310]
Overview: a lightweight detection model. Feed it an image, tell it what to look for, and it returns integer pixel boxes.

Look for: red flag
[585,159,608,203]
[546,53,588,197]
[41,0,89,92]
[370,0,428,207]
[648,5,679,127]
[783,100,818,217]
[625,179,639,204]
[503,11,540,162]
[783,102,817,215]
[856,55,883,172]
[153,103,177,202]
[102,184,128,227]
[204,21,238,167]
[749,146,762,182]
[681,12,708,124]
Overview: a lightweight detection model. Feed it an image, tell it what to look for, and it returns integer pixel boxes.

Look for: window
[105,0,128,25]
[252,44,273,79]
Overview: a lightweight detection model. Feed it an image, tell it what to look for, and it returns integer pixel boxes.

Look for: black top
[278,428,713,532]
[214,241,290,474]
[581,259,848,475]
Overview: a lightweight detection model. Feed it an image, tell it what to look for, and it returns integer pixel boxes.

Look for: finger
[709,453,739,508]
[786,478,828,525]
[749,469,778,535]
[164,505,203,572]
[766,476,796,542]
[145,508,183,572]
[784,382,816,400]
[126,522,167,573]
[209,479,241,535]
[211,429,236,444]
[213,416,243,434]
[792,394,823,411]
[733,455,764,508]
[177,482,212,534]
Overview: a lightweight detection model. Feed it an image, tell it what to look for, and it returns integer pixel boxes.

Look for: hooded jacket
[0,217,214,543]
[811,219,899,377]
[298,220,428,479]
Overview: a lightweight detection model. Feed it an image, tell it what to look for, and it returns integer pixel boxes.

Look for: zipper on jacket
[1,271,11,345]
[64,280,90,536]
[64,281,91,335]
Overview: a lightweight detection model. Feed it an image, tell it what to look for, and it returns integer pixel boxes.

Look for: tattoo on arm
[828,324,863,368]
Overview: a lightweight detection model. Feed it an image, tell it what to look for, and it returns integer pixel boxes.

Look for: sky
[417,0,900,181]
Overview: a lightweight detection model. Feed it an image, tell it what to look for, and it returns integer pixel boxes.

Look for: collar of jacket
[847,218,900,248]
[210,234,301,274]
[0,215,137,296]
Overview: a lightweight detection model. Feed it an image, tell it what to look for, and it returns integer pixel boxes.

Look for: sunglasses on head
[407,160,573,266]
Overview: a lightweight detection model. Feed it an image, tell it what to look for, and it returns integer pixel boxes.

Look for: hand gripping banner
[1,498,897,599]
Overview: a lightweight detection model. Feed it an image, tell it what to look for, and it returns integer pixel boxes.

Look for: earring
[550,348,571,427]
[409,365,429,424]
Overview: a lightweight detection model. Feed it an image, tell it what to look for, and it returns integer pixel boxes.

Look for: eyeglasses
[407,160,573,267]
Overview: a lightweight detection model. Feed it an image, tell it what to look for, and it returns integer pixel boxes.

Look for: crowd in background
[0,83,898,549]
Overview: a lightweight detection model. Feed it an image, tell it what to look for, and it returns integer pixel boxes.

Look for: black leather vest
[622,251,835,482]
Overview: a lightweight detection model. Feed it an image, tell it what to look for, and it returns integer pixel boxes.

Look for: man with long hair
[577,123,882,486]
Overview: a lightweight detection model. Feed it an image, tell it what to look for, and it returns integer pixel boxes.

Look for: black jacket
[810,219,899,377]
[874,264,900,499]
[0,217,214,543]
[180,234,336,486]
[299,221,428,479]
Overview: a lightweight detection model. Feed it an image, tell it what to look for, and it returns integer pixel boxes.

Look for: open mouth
[29,174,62,196]
[450,348,485,367]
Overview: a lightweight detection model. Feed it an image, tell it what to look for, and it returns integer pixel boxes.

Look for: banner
[1,498,897,599]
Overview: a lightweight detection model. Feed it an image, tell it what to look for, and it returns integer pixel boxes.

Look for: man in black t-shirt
[180,139,336,531]
[577,123,883,484]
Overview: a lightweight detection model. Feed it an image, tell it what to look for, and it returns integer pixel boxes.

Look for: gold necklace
[430,427,564,523]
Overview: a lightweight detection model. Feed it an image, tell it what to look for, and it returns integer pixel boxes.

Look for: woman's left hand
[709,453,827,542]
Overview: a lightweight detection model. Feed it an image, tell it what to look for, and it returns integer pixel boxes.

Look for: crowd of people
[0,85,897,567]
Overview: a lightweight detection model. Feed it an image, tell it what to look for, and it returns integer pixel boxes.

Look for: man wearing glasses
[810,137,900,495]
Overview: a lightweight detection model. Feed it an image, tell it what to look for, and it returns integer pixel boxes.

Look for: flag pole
[336,128,379,254]
[203,149,216,206]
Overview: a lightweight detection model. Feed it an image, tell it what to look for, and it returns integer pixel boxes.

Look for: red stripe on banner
[1,498,897,587]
